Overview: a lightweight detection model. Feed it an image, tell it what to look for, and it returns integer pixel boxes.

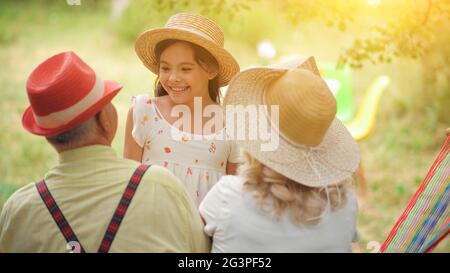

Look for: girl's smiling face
[158,41,217,105]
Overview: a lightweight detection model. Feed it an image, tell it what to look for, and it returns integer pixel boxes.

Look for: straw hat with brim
[135,13,240,87]
[22,51,123,137]
[224,56,360,187]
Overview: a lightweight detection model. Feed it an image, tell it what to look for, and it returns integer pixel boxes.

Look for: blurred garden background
[0,0,448,252]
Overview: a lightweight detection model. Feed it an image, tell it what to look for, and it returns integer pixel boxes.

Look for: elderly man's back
[0,145,209,252]
[1,51,210,253]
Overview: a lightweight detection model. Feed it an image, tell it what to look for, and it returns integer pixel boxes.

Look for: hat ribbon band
[304,146,324,181]
[33,75,104,129]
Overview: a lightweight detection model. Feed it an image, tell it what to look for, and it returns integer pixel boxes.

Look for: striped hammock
[380,134,449,252]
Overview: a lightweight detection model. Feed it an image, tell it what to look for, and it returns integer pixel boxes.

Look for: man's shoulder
[109,159,183,189]
[137,165,193,210]
[140,165,184,191]
[1,182,41,215]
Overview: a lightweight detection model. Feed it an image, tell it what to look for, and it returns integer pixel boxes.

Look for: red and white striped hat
[22,51,123,136]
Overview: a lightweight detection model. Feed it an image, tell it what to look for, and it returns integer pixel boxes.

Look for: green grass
[0,1,448,252]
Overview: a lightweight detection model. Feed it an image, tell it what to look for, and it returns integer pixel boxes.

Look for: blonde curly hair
[239,151,352,226]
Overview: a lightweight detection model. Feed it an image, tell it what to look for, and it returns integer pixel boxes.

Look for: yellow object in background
[345,76,390,142]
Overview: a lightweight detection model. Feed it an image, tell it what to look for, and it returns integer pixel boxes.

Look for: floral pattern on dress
[131,94,240,207]
[141,115,149,126]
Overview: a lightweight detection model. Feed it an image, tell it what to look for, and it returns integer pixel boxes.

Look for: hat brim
[22,80,123,137]
[223,66,361,187]
[135,28,240,87]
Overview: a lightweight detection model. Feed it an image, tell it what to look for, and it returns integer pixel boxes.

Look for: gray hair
[46,114,98,147]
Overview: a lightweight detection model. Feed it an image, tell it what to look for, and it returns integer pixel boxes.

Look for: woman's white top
[131,95,241,206]
[199,175,360,252]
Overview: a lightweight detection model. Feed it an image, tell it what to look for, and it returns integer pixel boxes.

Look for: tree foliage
[149,0,449,122]
[152,0,449,69]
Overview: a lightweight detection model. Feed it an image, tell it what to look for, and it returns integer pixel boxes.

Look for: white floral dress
[131,94,241,206]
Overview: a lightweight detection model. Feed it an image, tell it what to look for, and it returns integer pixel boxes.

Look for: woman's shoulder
[216,175,244,194]
[345,188,358,208]
[330,188,358,221]
[201,175,244,213]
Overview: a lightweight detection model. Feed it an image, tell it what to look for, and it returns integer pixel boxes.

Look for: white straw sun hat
[224,56,360,187]
[135,12,240,87]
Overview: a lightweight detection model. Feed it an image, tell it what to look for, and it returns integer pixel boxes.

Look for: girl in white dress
[199,57,361,252]
[124,13,241,206]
